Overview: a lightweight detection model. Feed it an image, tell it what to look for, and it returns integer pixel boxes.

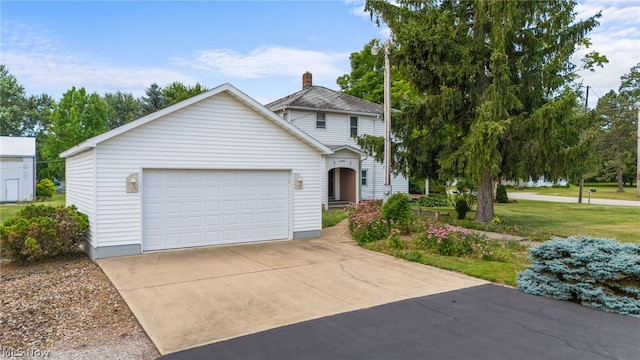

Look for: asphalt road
[508,192,640,206]
[159,284,640,360]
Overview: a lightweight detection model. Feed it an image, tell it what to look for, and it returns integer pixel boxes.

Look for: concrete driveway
[97,222,487,355]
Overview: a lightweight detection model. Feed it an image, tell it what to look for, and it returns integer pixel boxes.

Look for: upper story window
[282,112,288,121]
[316,112,326,129]
[350,116,358,137]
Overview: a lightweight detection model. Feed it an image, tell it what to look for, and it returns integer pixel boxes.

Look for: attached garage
[61,84,331,259]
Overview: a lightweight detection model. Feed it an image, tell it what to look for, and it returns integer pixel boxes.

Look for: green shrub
[1,205,89,263]
[345,200,390,244]
[382,193,412,233]
[454,197,470,219]
[409,178,425,194]
[36,179,56,198]
[496,184,509,203]
[428,179,448,196]
[517,237,640,318]
[415,195,450,207]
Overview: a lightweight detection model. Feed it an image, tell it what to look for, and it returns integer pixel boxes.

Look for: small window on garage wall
[361,169,368,186]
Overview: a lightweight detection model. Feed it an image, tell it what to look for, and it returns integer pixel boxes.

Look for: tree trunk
[617,166,624,192]
[475,168,495,223]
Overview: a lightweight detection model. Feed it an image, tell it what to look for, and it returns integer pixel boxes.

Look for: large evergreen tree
[364,0,604,222]
[141,83,167,115]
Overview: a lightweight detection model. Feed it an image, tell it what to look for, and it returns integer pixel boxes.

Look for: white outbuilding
[0,136,36,202]
[61,84,331,259]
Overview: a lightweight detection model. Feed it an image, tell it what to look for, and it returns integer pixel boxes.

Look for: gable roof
[60,83,332,158]
[326,144,366,156]
[265,86,383,116]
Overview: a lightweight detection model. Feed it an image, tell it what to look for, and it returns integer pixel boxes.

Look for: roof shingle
[266,86,383,115]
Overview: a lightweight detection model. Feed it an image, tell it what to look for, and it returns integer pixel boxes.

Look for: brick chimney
[302,72,312,89]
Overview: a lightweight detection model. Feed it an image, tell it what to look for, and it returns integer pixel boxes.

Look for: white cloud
[1,20,195,98]
[574,1,640,106]
[174,45,348,82]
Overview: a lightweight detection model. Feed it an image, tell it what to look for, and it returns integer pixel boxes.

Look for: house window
[361,169,368,186]
[316,113,326,129]
[350,116,358,137]
[283,112,288,121]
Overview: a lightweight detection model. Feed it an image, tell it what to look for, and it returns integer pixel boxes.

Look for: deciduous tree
[104,91,142,130]
[42,87,108,178]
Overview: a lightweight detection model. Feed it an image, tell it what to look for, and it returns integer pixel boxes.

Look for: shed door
[143,169,289,251]
[5,179,19,202]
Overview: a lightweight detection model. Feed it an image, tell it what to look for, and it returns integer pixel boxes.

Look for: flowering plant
[345,200,391,244]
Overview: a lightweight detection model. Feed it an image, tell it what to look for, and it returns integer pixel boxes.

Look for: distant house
[266,72,409,208]
[502,177,568,188]
[0,136,36,202]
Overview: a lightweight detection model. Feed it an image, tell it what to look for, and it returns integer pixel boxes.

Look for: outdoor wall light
[294,173,303,190]
[126,173,139,193]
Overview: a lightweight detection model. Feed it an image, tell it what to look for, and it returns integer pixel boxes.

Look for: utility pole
[383,39,392,201]
[579,86,589,203]
[371,40,392,201]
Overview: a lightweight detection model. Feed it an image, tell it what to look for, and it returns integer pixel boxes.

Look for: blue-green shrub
[517,237,640,318]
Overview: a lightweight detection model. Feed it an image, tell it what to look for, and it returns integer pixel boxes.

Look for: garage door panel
[144,170,289,251]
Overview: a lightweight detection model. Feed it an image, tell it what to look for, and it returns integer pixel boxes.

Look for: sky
[1,0,639,108]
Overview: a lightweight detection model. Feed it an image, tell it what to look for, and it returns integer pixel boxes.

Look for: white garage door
[143,169,290,251]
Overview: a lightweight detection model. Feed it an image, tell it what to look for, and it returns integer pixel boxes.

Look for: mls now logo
[2,347,51,357]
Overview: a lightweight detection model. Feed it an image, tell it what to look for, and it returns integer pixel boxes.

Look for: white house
[61,84,331,259]
[266,72,409,209]
[0,136,36,202]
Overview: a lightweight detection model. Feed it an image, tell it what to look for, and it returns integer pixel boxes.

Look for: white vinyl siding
[91,92,322,249]
[288,109,409,200]
[0,157,34,202]
[65,149,97,245]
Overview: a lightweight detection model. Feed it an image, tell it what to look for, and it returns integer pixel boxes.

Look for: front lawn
[413,198,640,244]
[0,194,66,223]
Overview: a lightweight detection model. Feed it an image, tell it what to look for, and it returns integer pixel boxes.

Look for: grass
[0,194,66,223]
[322,209,348,228]
[510,182,640,201]
[494,200,640,244]
[414,199,640,244]
[363,232,529,286]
